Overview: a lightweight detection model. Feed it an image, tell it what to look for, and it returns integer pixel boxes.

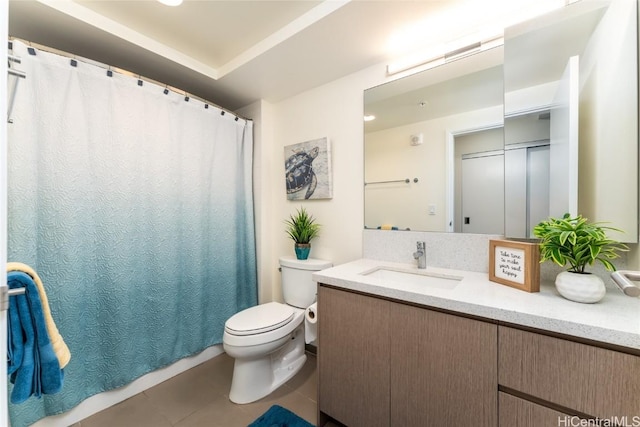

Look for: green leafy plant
[533,213,628,273]
[284,207,321,244]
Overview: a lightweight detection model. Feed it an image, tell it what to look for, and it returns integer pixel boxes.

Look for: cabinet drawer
[499,326,640,418]
[500,392,567,427]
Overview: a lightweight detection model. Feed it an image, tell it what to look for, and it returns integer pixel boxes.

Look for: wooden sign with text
[489,240,540,293]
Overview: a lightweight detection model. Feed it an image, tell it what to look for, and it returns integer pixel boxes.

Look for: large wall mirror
[364,0,638,243]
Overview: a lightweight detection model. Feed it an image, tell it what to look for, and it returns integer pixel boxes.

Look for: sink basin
[361,267,462,291]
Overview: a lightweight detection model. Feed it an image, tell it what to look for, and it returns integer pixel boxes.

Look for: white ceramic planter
[555,271,606,303]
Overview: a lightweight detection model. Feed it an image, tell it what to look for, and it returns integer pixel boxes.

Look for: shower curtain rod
[9,38,250,122]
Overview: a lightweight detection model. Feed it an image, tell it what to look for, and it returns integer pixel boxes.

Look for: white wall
[236,100,276,304]
[266,65,383,301]
[578,0,638,244]
[364,106,503,232]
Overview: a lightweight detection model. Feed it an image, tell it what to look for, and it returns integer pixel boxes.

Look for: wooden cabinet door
[500,392,567,427]
[390,303,498,427]
[318,286,391,427]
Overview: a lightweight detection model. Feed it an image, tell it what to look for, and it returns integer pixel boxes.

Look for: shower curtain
[6,40,258,426]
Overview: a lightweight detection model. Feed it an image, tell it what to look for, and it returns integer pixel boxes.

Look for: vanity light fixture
[158,0,183,6]
[387,0,566,76]
[386,32,503,76]
[364,115,376,122]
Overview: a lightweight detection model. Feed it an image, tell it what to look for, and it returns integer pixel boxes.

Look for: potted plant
[285,207,321,260]
[533,213,628,303]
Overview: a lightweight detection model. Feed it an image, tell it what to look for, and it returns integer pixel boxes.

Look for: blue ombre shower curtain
[6,40,257,426]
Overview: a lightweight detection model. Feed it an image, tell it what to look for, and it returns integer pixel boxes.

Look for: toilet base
[229,324,307,404]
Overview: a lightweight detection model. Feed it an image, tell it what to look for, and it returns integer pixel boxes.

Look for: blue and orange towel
[6,262,71,403]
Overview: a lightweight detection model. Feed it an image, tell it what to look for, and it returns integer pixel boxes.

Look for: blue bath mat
[248,404,314,427]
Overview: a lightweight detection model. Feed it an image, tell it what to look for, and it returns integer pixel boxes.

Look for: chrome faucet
[413,241,426,269]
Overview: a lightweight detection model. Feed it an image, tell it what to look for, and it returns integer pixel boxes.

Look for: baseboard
[30,345,224,427]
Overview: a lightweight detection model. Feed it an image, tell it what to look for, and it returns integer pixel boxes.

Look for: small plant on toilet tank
[533,213,628,303]
[284,207,321,260]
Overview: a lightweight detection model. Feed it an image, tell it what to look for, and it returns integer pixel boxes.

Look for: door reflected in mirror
[456,127,504,234]
[504,110,551,238]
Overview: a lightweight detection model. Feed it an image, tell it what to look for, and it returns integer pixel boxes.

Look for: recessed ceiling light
[158,0,183,6]
[364,115,376,122]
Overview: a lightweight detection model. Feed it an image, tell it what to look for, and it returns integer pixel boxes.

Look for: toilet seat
[225,302,294,336]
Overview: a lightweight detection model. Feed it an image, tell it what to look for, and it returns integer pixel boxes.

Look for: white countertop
[313,258,640,350]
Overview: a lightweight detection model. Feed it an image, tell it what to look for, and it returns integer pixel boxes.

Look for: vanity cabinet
[498,326,640,423]
[317,285,390,427]
[390,300,497,426]
[318,285,497,427]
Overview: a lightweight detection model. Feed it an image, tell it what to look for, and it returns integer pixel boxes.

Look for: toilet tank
[279,256,332,308]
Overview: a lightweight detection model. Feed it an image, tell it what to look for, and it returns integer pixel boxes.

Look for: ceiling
[8,0,458,111]
[7,0,569,112]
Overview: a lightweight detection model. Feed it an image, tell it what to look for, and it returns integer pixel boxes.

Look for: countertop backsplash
[362,229,628,288]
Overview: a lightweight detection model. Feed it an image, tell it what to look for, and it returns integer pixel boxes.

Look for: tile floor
[76,352,318,427]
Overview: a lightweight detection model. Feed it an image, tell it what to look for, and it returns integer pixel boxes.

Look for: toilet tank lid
[279,256,332,271]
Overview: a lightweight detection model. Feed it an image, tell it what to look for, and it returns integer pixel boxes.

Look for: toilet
[223,256,332,404]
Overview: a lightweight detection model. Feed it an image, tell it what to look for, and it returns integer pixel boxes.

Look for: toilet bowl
[223,256,331,404]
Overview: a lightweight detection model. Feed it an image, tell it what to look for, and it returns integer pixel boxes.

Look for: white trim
[445,131,455,233]
[504,104,553,119]
[31,345,224,427]
[445,121,504,233]
[567,55,579,217]
[36,0,220,80]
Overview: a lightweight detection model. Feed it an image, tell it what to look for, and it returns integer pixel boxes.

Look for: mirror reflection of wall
[364,52,504,232]
[577,0,637,244]
[364,0,638,242]
[504,0,638,242]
